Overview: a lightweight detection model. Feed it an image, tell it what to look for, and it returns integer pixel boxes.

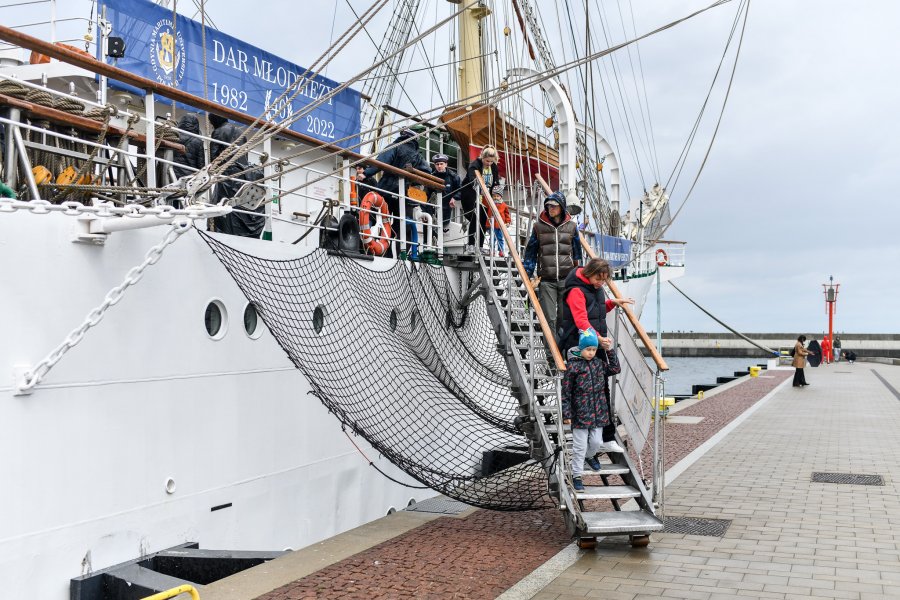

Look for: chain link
[0,197,230,220]
[16,221,191,394]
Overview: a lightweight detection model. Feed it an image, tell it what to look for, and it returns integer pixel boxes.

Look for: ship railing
[0,30,446,255]
[654,240,686,268]
[0,0,97,58]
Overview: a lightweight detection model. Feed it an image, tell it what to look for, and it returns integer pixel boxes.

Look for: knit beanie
[579,329,599,350]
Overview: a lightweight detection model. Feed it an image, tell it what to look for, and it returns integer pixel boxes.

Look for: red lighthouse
[822,276,840,363]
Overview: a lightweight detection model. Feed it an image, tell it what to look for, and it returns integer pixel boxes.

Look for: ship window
[313,306,325,334]
[244,302,261,339]
[205,300,227,340]
[389,309,398,332]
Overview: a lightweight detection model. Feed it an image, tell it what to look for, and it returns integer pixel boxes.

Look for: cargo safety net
[201,232,555,511]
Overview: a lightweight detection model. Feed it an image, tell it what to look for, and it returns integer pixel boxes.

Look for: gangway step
[581,510,664,535]
[581,463,631,476]
[544,423,571,435]
[576,485,641,500]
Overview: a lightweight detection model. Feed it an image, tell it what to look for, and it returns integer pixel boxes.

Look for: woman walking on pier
[792,335,813,387]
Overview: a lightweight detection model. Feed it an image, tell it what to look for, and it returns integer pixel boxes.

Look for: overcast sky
[8,0,899,334]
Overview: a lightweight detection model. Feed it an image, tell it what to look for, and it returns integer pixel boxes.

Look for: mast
[450,0,491,105]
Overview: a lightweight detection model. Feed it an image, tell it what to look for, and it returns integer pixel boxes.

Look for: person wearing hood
[561,329,623,491]
[361,129,430,219]
[208,113,265,238]
[523,190,582,337]
[360,129,430,256]
[171,113,205,180]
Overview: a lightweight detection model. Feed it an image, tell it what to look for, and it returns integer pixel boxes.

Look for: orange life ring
[359,191,392,255]
[655,248,668,266]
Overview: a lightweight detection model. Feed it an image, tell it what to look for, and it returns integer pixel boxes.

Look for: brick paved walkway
[533,364,900,600]
[223,368,792,600]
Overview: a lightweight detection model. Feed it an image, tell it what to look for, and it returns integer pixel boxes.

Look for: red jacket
[484,200,511,229]
[566,268,616,332]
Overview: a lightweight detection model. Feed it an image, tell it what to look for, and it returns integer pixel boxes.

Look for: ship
[0,0,744,596]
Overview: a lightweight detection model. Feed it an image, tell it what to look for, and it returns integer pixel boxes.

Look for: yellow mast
[451,1,491,104]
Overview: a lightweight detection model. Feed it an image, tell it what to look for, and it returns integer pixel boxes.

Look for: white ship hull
[0,211,436,598]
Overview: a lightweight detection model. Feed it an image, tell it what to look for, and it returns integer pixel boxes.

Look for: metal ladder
[473,248,663,547]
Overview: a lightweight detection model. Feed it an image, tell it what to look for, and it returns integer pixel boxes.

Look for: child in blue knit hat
[561,329,623,491]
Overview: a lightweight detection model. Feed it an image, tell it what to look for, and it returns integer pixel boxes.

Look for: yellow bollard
[697,390,705,399]
[749,366,761,378]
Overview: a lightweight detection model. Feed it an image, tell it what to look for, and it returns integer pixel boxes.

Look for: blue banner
[586,233,632,268]
[100,0,361,149]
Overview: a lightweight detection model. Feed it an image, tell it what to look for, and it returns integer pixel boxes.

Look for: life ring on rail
[359,191,392,255]
[655,249,668,266]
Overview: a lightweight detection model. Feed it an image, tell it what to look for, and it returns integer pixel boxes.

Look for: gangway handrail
[475,171,566,373]
[531,173,667,372]
[0,25,444,190]
[579,234,668,372]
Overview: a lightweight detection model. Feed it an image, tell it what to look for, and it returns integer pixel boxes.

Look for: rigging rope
[668,280,777,356]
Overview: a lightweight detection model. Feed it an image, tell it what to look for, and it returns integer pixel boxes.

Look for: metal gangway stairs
[469,174,666,547]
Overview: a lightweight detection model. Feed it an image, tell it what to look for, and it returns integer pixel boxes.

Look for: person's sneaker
[603,440,625,453]
[572,476,585,491]
[585,456,602,471]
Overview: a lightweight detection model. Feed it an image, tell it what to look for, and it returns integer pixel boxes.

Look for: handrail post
[3,108,19,189]
[398,177,407,258]
[436,191,443,254]
[145,91,156,191]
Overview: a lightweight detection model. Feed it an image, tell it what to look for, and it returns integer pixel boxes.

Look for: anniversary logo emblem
[149,18,186,86]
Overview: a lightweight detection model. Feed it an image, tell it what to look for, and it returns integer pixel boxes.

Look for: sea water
[646,356,767,397]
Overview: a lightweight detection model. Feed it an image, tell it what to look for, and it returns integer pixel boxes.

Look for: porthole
[389,309,398,332]
[312,305,325,334]
[243,302,262,339]
[204,300,227,340]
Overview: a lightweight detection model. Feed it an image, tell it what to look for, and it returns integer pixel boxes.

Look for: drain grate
[812,472,884,486]
[404,496,471,515]
[664,516,732,537]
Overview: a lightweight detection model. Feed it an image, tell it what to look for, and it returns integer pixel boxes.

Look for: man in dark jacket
[209,113,265,238]
[361,129,430,217]
[523,190,582,337]
[172,113,205,180]
[359,129,429,256]
[430,153,461,230]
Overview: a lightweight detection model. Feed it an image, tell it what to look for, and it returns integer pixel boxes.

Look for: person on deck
[792,335,814,387]
[172,113,205,180]
[484,191,511,256]
[459,145,500,252]
[360,129,430,256]
[523,191,582,337]
[562,329,623,492]
[842,350,856,364]
[360,129,430,219]
[430,153,462,231]
[833,335,842,362]
[209,113,265,238]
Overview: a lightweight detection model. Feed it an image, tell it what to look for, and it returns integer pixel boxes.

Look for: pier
[644,333,900,358]
[199,362,900,599]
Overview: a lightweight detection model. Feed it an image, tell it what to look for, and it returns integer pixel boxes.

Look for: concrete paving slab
[531,364,900,600]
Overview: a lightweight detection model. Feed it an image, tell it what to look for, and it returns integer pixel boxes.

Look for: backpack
[789,347,795,357]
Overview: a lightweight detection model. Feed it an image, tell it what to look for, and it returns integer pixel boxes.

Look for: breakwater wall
[640,333,900,358]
